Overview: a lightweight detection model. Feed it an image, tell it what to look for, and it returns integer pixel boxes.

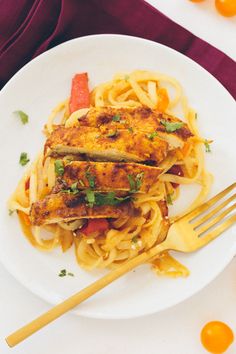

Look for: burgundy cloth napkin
[0,0,235,98]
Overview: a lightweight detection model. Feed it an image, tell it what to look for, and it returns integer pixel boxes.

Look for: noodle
[8,70,213,276]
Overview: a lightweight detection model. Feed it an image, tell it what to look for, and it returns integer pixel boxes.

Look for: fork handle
[6,242,168,347]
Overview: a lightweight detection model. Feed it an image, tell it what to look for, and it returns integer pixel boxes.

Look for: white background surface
[1,1,236,354]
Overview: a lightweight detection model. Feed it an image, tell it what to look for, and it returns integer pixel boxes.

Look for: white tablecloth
[1,1,236,353]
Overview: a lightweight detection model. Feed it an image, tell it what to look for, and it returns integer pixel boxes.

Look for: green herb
[124,75,129,81]
[107,130,118,138]
[14,110,29,124]
[79,179,85,187]
[131,236,138,244]
[195,113,198,120]
[204,140,211,153]
[127,174,136,192]
[95,192,131,206]
[58,269,74,277]
[127,172,144,193]
[58,269,67,277]
[61,182,80,195]
[136,172,144,190]
[85,189,95,207]
[19,152,30,166]
[160,119,184,133]
[71,182,79,193]
[146,131,158,140]
[54,160,64,176]
[85,170,95,188]
[128,127,133,133]
[9,209,14,216]
[166,194,173,205]
[112,114,121,122]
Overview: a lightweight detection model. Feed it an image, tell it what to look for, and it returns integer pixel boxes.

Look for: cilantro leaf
[127,172,144,192]
[95,192,131,206]
[85,170,95,188]
[107,130,118,138]
[19,152,30,166]
[204,140,211,153]
[58,269,74,277]
[112,114,121,122]
[127,174,136,192]
[58,269,67,277]
[160,119,184,133]
[54,160,64,176]
[146,131,158,140]
[14,110,29,124]
[85,189,95,207]
[166,194,173,205]
[136,172,144,190]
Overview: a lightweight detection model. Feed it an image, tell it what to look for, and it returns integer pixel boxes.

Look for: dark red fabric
[0,0,235,98]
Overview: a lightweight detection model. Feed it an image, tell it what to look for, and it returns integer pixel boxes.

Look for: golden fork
[6,183,236,347]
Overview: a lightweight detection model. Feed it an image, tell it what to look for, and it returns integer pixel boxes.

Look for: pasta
[8,70,213,277]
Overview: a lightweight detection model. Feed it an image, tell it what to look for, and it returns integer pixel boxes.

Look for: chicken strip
[55,161,163,193]
[45,126,168,166]
[76,106,192,148]
[30,192,132,226]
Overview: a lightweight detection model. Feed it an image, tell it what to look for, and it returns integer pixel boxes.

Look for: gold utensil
[6,183,236,347]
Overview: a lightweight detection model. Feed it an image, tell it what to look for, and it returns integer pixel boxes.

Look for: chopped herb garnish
[58,269,74,277]
[146,131,158,140]
[85,170,96,188]
[107,130,118,138]
[166,194,173,205]
[79,179,85,187]
[124,75,129,81]
[85,189,96,207]
[127,172,144,193]
[160,119,184,133]
[14,110,29,124]
[9,209,14,216]
[131,236,138,244]
[204,140,211,153]
[128,127,133,133]
[112,114,121,122]
[19,152,30,166]
[95,192,131,206]
[58,269,67,277]
[127,174,136,192]
[136,172,144,190]
[54,160,64,176]
[71,182,79,193]
[195,113,198,120]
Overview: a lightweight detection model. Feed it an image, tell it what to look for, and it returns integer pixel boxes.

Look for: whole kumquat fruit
[215,0,236,16]
[201,321,234,353]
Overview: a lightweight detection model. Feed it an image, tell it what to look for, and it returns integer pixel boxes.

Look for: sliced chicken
[30,193,132,226]
[45,126,169,166]
[77,106,192,148]
[56,161,163,193]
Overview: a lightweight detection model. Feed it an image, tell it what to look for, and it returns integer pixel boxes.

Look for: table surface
[1,1,236,353]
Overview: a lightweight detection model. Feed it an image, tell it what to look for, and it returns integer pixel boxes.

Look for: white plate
[0,34,235,319]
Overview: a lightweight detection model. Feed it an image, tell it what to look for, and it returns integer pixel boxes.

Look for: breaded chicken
[56,161,163,193]
[45,126,168,166]
[30,193,131,226]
